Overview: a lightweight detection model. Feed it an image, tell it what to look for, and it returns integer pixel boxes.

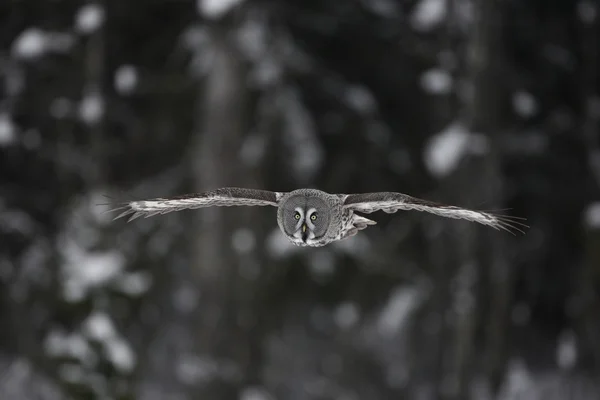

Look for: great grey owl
[109,188,527,247]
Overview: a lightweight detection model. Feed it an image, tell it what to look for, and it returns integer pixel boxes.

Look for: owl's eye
[310,213,317,221]
[294,212,301,220]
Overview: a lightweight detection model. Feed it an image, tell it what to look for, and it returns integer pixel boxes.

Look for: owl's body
[110,187,527,247]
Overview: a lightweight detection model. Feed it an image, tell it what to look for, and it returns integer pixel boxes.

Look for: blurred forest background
[1,0,600,399]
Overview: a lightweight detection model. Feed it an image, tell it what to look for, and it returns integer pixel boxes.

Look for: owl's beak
[302,223,307,233]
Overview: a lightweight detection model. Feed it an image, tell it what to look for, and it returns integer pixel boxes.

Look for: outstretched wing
[110,188,283,222]
[342,192,528,235]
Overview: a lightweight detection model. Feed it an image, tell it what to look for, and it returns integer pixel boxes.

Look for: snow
[411,0,447,32]
[513,91,538,117]
[58,364,85,384]
[556,330,577,370]
[424,121,489,178]
[83,312,136,372]
[577,1,597,24]
[344,85,377,115]
[250,57,281,88]
[60,240,125,302]
[75,4,105,34]
[113,271,153,296]
[14,241,51,296]
[334,302,360,329]
[377,286,422,337]
[177,355,218,384]
[0,358,67,400]
[11,28,74,60]
[12,28,46,59]
[454,0,474,26]
[281,88,324,181]
[44,330,95,366]
[0,209,35,235]
[584,202,600,228]
[105,337,136,373]
[182,25,210,49]
[332,234,371,256]
[172,285,199,314]
[498,359,534,400]
[232,228,256,254]
[499,359,600,400]
[236,17,281,88]
[79,91,104,124]
[181,25,213,78]
[240,134,266,166]
[308,250,336,279]
[114,65,138,95]
[84,312,116,342]
[84,191,115,225]
[240,386,273,400]
[0,113,16,146]
[424,122,470,177]
[198,0,245,19]
[266,228,299,258]
[236,17,266,61]
[359,0,399,17]
[421,68,453,95]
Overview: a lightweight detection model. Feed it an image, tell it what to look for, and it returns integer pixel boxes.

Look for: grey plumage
[109,187,527,247]
[276,189,342,247]
[111,188,281,221]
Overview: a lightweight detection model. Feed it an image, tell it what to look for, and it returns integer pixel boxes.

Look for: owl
[109,188,527,247]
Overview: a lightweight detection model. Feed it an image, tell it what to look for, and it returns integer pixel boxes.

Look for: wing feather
[110,188,282,222]
[343,192,528,235]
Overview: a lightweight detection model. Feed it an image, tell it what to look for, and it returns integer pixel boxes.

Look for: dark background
[1,0,600,399]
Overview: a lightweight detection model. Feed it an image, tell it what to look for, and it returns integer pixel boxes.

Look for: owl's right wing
[110,188,284,222]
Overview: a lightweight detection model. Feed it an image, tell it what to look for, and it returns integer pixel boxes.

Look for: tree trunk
[188,25,256,398]
[439,0,511,397]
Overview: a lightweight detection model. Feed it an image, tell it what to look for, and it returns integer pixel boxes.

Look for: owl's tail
[352,214,377,230]
[340,214,376,239]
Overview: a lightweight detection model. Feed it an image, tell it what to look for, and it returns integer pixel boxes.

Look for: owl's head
[278,193,331,246]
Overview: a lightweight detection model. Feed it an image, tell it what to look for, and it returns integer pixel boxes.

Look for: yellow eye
[310,214,317,221]
[294,212,301,220]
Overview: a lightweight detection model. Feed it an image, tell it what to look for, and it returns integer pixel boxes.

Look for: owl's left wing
[110,188,283,222]
[342,192,528,235]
